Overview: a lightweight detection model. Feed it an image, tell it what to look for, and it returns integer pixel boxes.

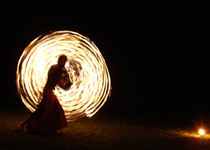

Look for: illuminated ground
[1,107,210,150]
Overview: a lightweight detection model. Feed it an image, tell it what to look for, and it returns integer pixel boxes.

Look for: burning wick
[198,129,205,136]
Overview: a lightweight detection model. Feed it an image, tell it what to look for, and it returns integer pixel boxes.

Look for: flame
[198,129,205,136]
[16,31,111,121]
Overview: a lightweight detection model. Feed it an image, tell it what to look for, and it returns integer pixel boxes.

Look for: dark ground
[1,106,210,150]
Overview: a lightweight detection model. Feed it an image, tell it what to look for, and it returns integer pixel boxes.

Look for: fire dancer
[19,55,72,133]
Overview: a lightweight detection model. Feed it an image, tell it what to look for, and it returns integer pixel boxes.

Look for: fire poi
[16,30,111,121]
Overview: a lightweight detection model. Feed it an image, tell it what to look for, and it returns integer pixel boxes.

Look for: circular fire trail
[16,30,111,121]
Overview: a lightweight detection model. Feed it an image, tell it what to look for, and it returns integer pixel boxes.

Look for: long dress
[20,64,71,132]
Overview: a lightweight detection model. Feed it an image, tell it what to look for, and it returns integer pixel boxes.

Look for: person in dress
[20,55,72,133]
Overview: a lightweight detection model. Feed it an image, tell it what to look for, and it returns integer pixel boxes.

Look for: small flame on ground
[198,129,205,136]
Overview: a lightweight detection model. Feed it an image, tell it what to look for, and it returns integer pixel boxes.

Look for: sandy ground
[1,108,210,150]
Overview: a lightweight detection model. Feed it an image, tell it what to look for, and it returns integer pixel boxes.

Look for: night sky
[1,1,210,120]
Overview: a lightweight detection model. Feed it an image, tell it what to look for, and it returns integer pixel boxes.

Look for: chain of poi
[16,31,111,121]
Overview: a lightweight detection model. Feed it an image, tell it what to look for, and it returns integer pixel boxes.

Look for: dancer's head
[58,55,67,67]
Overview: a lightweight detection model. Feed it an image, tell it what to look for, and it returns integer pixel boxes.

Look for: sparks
[16,30,111,121]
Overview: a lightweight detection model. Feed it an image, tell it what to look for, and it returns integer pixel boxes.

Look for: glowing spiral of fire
[16,30,111,121]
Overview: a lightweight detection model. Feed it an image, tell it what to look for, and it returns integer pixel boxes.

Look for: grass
[1,107,210,150]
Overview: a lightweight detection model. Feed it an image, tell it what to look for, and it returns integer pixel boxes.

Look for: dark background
[1,1,210,121]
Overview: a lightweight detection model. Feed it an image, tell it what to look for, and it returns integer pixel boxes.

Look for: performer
[19,55,72,133]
